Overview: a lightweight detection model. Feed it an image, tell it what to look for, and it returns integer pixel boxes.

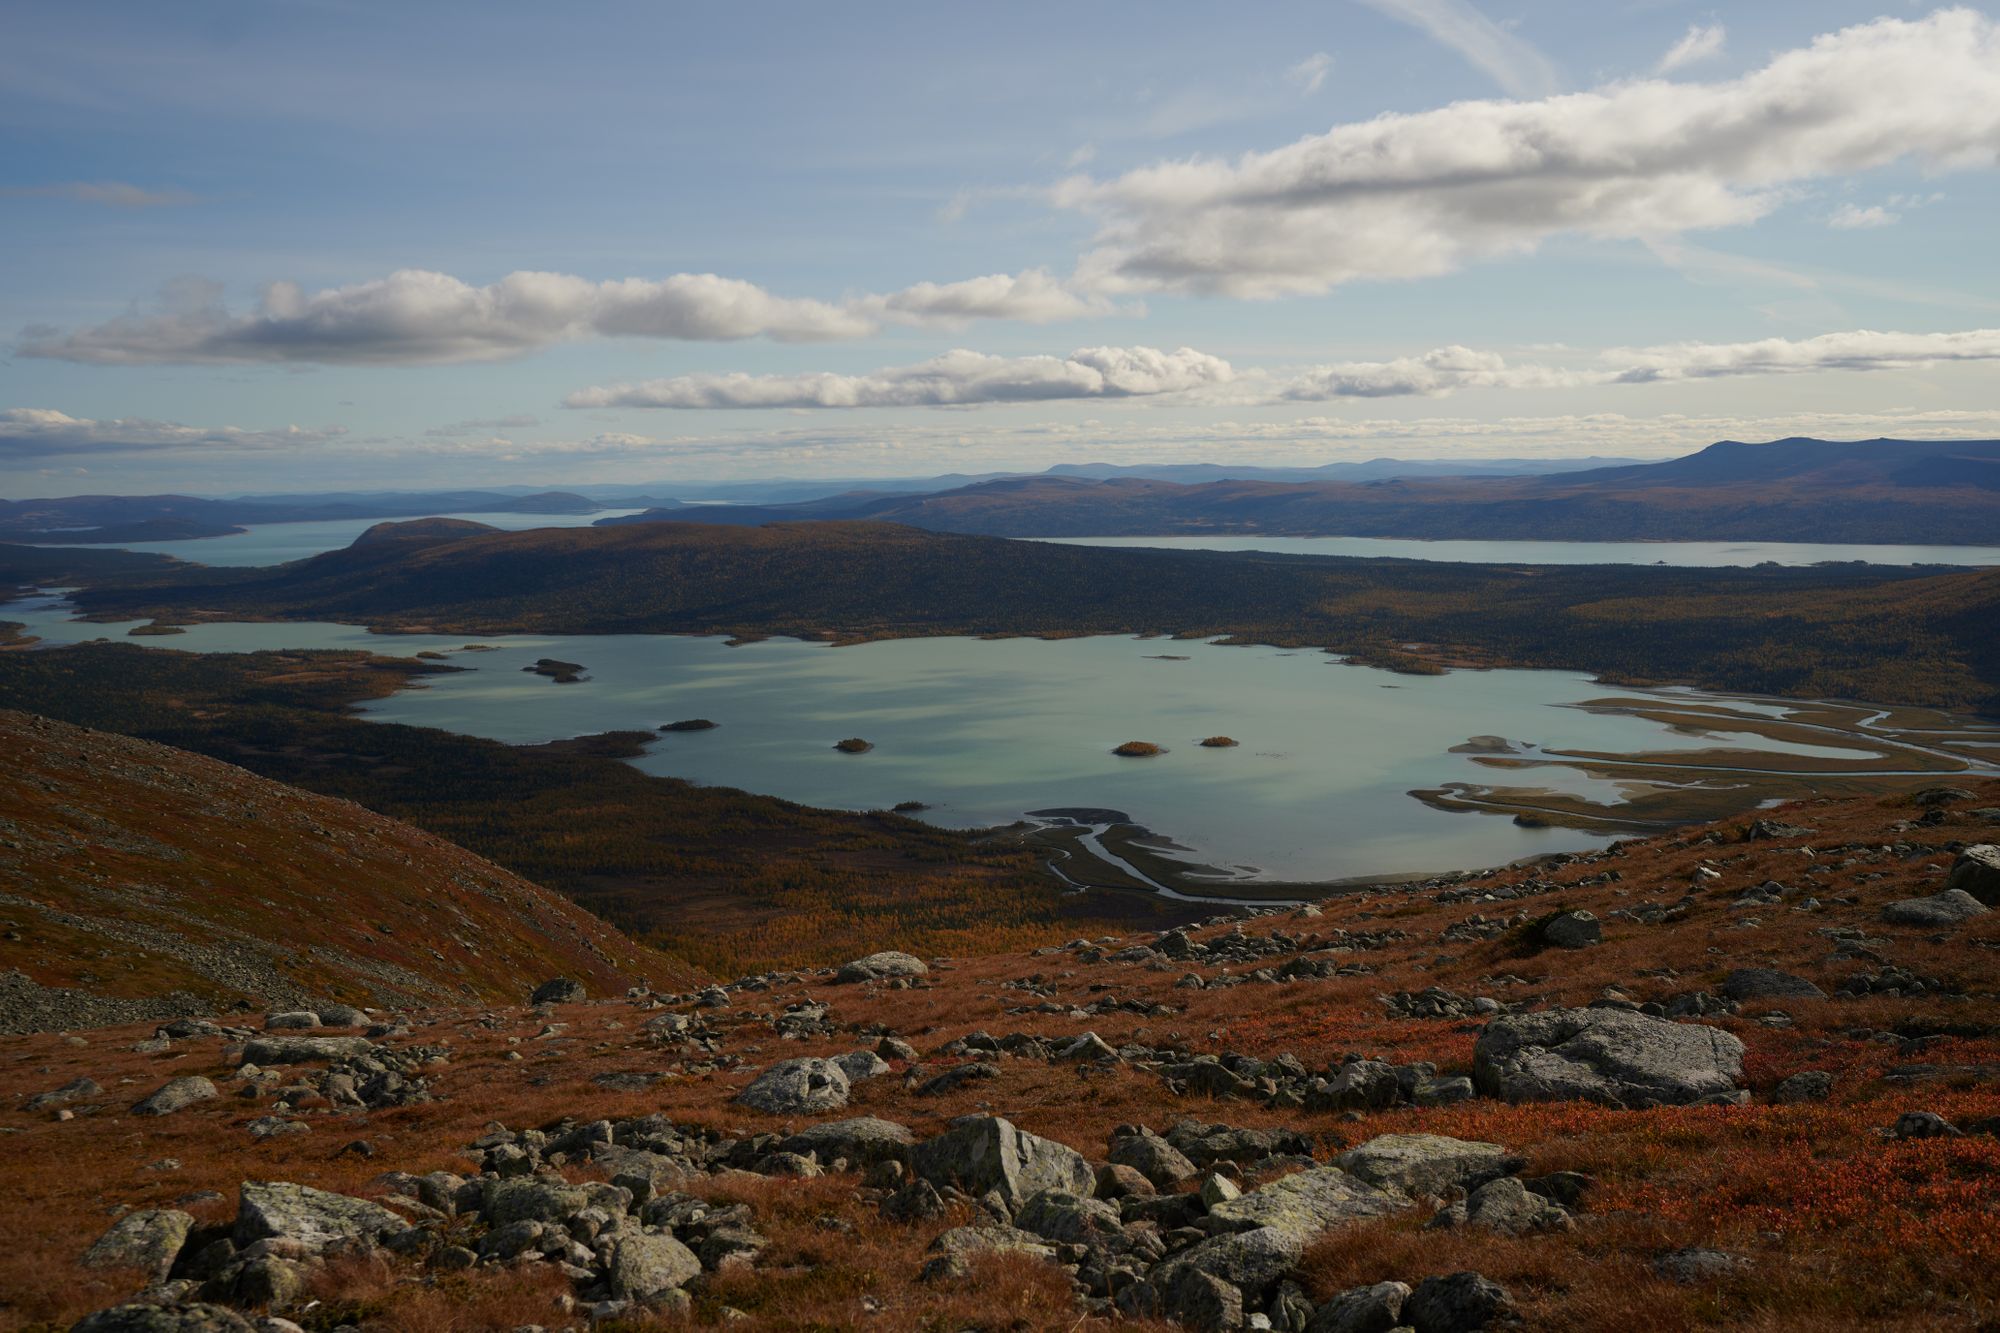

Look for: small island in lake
[834,737,874,753]
[1112,741,1165,757]
[1198,736,1239,748]
[660,718,719,732]
[522,658,586,684]
[891,800,928,812]
[127,624,186,637]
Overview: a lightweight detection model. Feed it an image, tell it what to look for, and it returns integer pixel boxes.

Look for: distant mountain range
[598,438,2000,544]
[3,456,1644,543]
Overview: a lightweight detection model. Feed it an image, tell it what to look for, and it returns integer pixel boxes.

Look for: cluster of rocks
[1379,986,1502,1021]
[77,1106,803,1329]
[877,1116,1555,1331]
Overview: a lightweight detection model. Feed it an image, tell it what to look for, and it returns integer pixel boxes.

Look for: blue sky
[4,1,2000,494]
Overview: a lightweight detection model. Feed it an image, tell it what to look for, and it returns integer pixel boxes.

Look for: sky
[5,0,2000,496]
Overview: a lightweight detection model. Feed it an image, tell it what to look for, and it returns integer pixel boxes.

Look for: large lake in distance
[11,591,1991,887]
[36,517,2000,569]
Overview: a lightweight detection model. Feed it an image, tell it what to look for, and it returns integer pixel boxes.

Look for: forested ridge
[47,519,2000,713]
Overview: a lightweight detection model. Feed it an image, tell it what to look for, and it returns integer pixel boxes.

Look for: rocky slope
[4,779,1998,1330]
[0,710,700,1031]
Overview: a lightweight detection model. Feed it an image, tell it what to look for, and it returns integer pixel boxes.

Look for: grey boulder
[919,1225,1055,1281]
[735,1057,850,1115]
[1306,1281,1412,1333]
[1473,1007,1744,1107]
[1881,889,1989,928]
[911,1115,1094,1211]
[234,1181,409,1254]
[1205,1167,1408,1241]
[239,1036,376,1066]
[1721,968,1825,1001]
[131,1077,217,1117]
[606,1232,700,1300]
[530,977,586,1005]
[81,1209,194,1278]
[1107,1126,1198,1187]
[835,951,929,984]
[1333,1133,1513,1200]
[1944,846,2000,906]
[1540,909,1601,950]
[1405,1271,1516,1332]
[778,1116,915,1168]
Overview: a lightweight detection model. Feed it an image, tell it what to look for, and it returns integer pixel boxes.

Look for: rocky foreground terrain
[2,745,1997,1330]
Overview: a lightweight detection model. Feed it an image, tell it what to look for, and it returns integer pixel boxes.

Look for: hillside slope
[6,780,1997,1331]
[0,710,699,1030]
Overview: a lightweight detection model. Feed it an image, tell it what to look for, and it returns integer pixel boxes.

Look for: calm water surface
[4,593,1921,883]
[1039,535,2000,567]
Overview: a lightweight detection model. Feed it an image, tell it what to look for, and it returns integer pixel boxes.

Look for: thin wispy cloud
[1657,23,1725,75]
[1288,53,1333,94]
[1828,202,1897,230]
[0,408,342,458]
[1356,0,1558,97]
[1,181,194,208]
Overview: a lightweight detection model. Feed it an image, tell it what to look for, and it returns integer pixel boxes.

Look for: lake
[39,510,644,567]
[36,519,2000,570]
[1039,535,2000,567]
[11,591,1992,891]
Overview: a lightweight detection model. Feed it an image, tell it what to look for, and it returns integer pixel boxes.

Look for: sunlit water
[1038,535,2000,567]
[34,510,643,566]
[5,593,1937,883]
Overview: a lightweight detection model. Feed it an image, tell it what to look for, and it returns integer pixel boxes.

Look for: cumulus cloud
[1657,23,1725,74]
[17,267,1111,367]
[860,269,1115,326]
[1058,9,2000,298]
[0,181,193,208]
[1282,346,1590,399]
[564,346,1234,410]
[0,408,345,459]
[1606,327,2000,382]
[1357,0,1558,96]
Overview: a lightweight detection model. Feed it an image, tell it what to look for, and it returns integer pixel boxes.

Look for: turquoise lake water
[7,592,1951,885]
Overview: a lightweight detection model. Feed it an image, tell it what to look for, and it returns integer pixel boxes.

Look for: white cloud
[0,408,344,458]
[1828,202,1897,229]
[0,181,193,208]
[1606,327,2000,382]
[1282,345,1595,398]
[1657,23,1725,75]
[1059,10,2000,298]
[564,346,1235,410]
[859,269,1116,327]
[422,413,540,438]
[1289,53,1333,94]
[1356,0,1558,97]
[17,267,1112,367]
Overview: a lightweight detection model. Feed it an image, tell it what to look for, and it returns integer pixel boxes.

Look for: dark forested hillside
[51,518,2000,712]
